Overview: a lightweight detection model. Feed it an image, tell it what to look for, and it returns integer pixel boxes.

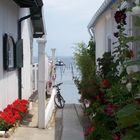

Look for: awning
[13,0,43,8]
[30,7,44,38]
[13,0,44,38]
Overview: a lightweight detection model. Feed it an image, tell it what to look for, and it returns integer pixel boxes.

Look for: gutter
[87,0,117,29]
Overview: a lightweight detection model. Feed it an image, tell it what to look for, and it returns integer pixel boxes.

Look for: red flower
[104,103,118,116]
[100,79,109,88]
[114,9,126,25]
[112,135,120,140]
[84,127,95,137]
[0,99,29,131]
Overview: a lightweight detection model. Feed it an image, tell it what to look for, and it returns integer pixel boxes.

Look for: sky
[34,0,104,57]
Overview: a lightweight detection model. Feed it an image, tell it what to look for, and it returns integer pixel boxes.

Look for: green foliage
[116,103,140,128]
[106,83,132,105]
[73,41,96,81]
[74,3,140,140]
[0,119,12,131]
[97,52,119,81]
[73,40,97,100]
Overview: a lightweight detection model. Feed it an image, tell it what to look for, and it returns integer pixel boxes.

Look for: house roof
[87,0,117,29]
[13,0,45,38]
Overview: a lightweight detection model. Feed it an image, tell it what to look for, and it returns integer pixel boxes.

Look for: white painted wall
[0,0,19,109]
[94,8,115,60]
[19,8,33,99]
[94,14,106,60]
[0,1,34,109]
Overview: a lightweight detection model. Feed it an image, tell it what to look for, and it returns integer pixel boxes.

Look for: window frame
[3,33,16,71]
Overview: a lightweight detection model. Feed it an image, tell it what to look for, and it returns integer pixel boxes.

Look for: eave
[13,0,44,38]
[87,0,117,29]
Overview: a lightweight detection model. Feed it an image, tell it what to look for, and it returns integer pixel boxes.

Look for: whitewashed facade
[0,0,44,110]
[88,0,140,62]
[0,0,19,110]
[19,8,33,100]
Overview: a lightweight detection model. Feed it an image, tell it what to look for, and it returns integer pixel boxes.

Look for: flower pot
[0,131,5,137]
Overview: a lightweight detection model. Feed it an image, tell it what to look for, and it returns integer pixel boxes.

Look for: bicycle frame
[53,83,65,108]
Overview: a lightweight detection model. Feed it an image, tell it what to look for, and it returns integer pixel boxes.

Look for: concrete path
[61,104,85,140]
[0,103,89,140]
[1,101,55,140]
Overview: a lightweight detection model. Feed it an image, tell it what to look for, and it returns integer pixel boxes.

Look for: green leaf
[126,60,140,66]
[121,135,133,140]
[116,103,140,129]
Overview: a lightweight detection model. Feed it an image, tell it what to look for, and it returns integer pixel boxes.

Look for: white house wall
[0,0,19,109]
[94,16,106,60]
[19,8,33,99]
[94,8,116,61]
[94,11,109,60]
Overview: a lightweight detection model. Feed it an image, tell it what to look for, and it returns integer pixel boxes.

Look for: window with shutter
[15,39,23,68]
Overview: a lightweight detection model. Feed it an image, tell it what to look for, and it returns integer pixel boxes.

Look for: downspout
[88,28,93,39]
[17,10,40,99]
[88,27,95,41]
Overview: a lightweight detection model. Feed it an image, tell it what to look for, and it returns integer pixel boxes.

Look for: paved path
[0,103,89,140]
[61,104,85,140]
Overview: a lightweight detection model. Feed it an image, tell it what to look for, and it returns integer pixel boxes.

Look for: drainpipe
[17,10,40,99]
[88,27,95,41]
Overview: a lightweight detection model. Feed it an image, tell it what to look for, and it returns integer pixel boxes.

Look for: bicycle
[53,82,65,108]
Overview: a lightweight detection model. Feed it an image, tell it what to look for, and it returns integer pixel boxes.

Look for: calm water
[55,57,80,104]
[33,56,80,104]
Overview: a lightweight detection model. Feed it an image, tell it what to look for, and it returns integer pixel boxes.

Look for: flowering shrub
[74,3,140,139]
[0,99,29,131]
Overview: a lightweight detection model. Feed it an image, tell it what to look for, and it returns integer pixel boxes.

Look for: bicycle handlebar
[53,82,63,88]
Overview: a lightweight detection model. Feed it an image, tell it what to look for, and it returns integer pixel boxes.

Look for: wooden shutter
[16,39,23,68]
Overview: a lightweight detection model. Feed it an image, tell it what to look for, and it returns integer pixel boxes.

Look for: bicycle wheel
[54,94,65,108]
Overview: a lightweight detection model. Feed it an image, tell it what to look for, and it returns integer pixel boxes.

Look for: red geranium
[0,99,29,131]
[12,99,29,114]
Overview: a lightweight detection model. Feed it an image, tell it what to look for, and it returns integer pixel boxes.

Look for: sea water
[33,56,81,104]
[55,56,80,104]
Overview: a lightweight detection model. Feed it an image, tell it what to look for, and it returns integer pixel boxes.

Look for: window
[131,16,140,60]
[3,34,16,70]
[106,35,112,53]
